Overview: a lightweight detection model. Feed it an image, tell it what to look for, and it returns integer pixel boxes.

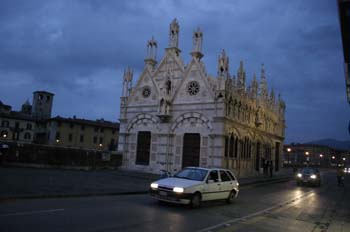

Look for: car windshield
[301,168,317,174]
[174,168,208,181]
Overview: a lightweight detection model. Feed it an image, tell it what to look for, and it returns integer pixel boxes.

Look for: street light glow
[56,139,60,143]
[332,156,335,159]
[343,157,346,161]
[287,148,291,152]
[319,154,323,158]
[305,151,309,155]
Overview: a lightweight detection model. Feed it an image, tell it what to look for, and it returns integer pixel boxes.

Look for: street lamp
[332,155,335,159]
[305,151,309,155]
[343,157,346,161]
[56,139,60,143]
[319,154,323,158]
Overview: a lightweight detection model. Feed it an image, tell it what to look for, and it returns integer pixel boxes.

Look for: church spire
[168,19,179,48]
[191,28,204,60]
[251,72,259,98]
[218,49,229,79]
[237,60,246,90]
[144,36,157,69]
[259,63,268,99]
[122,67,133,98]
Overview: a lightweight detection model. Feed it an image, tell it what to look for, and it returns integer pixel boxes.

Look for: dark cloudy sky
[0,0,348,143]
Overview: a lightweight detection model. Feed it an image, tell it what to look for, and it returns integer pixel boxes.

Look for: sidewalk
[0,167,293,200]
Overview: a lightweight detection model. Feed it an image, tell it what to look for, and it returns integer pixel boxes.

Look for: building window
[69,133,73,142]
[224,136,229,157]
[99,137,103,144]
[112,129,116,135]
[57,122,61,127]
[70,123,74,129]
[142,87,151,98]
[100,128,104,133]
[1,120,9,127]
[187,81,200,95]
[94,127,98,132]
[93,136,97,144]
[229,135,234,158]
[56,132,60,139]
[26,123,32,130]
[15,122,20,129]
[46,96,50,102]
[24,132,31,140]
[81,125,85,131]
[136,131,151,165]
[80,135,84,143]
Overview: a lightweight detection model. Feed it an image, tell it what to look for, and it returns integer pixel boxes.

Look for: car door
[219,170,233,199]
[202,170,222,201]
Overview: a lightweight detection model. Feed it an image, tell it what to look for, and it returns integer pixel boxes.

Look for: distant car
[296,167,321,187]
[149,167,239,208]
[344,167,350,174]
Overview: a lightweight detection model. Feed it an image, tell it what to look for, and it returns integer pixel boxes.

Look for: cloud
[0,0,348,142]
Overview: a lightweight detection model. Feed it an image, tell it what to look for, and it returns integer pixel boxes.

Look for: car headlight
[297,173,302,178]
[173,187,184,193]
[150,183,158,189]
[310,174,317,179]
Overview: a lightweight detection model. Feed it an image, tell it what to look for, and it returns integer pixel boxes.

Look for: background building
[47,116,119,151]
[338,0,350,103]
[283,143,349,167]
[0,91,119,152]
[118,20,285,177]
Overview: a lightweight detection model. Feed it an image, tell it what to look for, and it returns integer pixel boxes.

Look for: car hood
[156,177,202,188]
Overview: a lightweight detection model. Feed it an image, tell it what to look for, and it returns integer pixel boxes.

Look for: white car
[149,167,239,208]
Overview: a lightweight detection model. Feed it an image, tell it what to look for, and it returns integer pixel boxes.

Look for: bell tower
[32,91,54,119]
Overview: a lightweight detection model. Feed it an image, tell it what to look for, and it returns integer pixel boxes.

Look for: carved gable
[128,68,159,106]
[172,59,214,104]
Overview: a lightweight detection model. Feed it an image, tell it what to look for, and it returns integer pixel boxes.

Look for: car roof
[184,167,231,172]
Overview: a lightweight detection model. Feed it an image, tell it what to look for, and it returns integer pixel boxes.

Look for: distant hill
[306,139,350,151]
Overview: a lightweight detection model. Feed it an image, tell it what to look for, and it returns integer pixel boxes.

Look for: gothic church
[118,19,286,177]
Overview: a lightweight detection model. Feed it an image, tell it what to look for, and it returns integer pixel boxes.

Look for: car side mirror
[207,179,214,184]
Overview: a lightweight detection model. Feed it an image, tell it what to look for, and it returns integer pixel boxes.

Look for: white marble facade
[118,19,286,177]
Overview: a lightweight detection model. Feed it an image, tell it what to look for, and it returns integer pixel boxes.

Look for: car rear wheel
[190,193,201,208]
[226,190,236,204]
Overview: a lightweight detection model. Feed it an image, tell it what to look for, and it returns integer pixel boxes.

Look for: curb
[0,176,292,201]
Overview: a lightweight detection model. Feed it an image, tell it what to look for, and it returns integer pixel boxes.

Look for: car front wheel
[190,193,201,208]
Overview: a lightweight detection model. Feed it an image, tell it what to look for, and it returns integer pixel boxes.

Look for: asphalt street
[0,171,348,232]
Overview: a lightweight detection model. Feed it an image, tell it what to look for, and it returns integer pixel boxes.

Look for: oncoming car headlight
[150,183,158,189]
[297,173,302,178]
[310,174,317,179]
[173,187,184,193]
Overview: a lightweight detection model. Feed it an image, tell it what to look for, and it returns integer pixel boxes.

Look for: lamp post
[319,154,323,167]
[287,148,291,165]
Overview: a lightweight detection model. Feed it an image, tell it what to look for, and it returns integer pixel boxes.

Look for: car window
[226,171,235,181]
[220,170,231,182]
[174,168,208,181]
[207,170,219,182]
